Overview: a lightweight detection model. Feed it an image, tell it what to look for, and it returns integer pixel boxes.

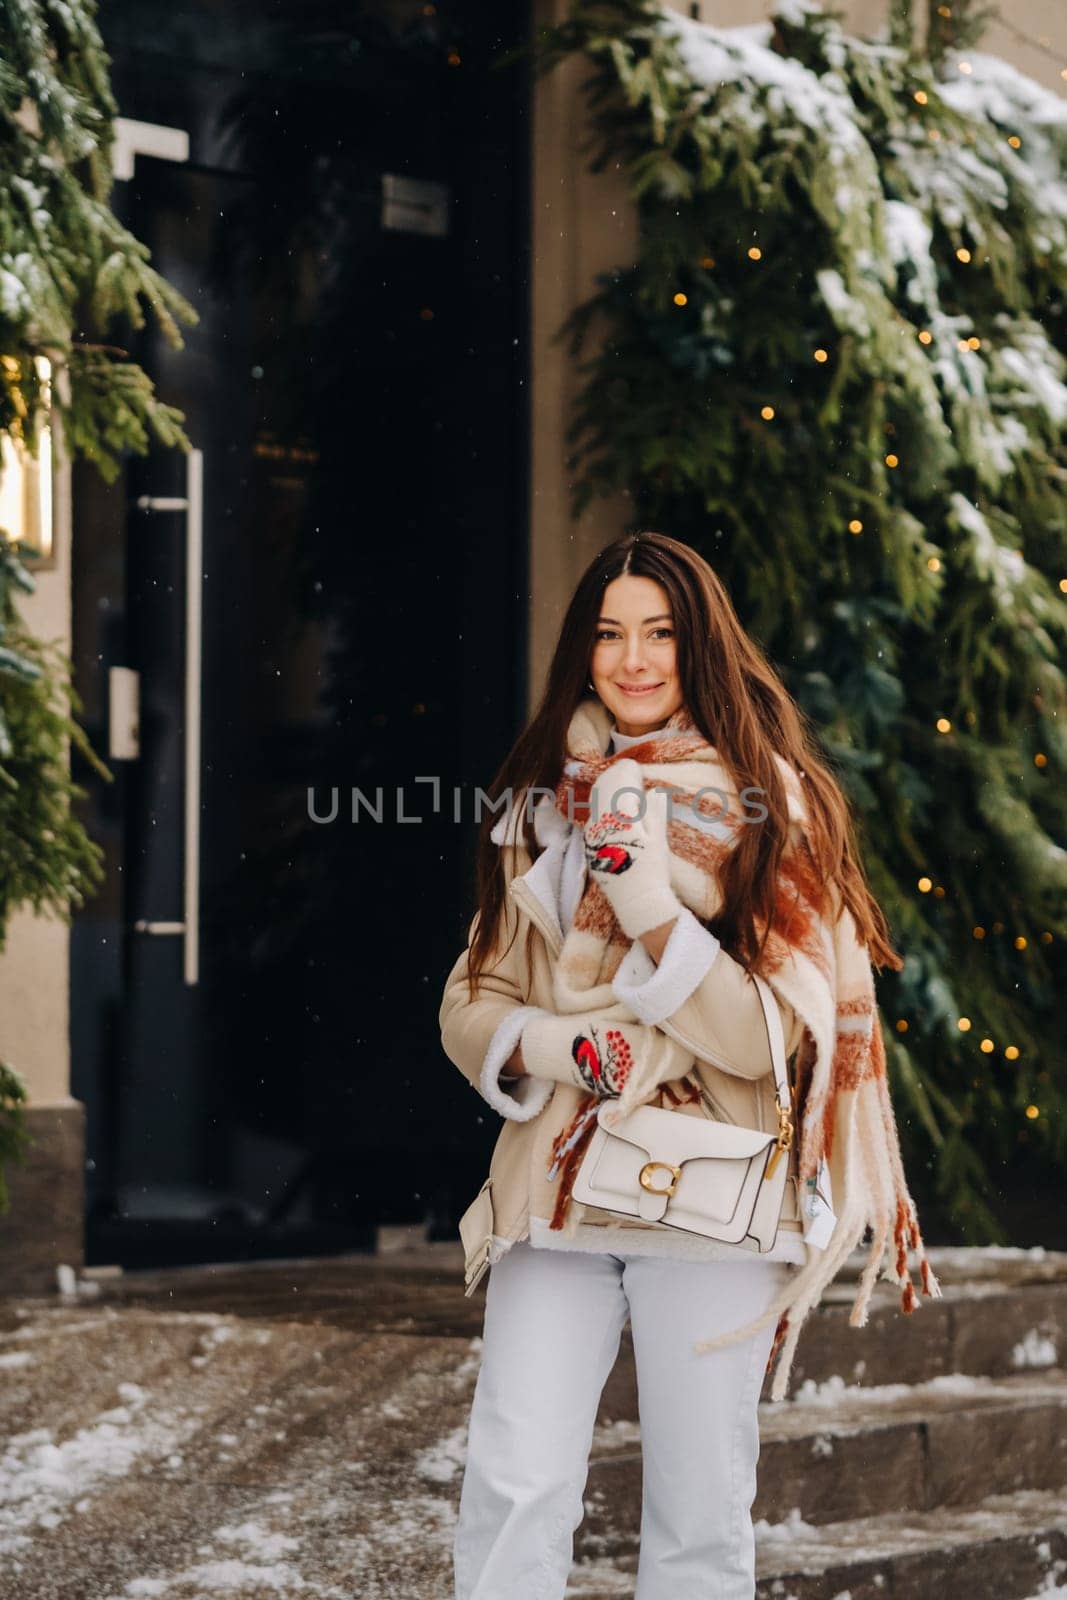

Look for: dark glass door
[71,4,530,1267]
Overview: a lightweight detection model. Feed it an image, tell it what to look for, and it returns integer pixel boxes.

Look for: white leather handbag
[570,971,796,1253]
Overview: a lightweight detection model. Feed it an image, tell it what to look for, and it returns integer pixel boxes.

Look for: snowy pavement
[0,1242,1064,1599]
[0,1294,480,1598]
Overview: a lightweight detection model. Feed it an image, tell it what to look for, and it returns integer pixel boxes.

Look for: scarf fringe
[546,1097,601,1231]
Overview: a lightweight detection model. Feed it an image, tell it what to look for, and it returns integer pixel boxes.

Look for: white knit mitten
[519,1002,693,1106]
[583,758,683,938]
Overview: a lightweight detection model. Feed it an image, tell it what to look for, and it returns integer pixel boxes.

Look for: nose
[622,633,649,672]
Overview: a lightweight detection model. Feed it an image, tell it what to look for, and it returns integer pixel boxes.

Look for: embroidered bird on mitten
[583,757,684,938]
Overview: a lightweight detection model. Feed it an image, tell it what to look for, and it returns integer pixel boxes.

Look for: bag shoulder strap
[749,971,790,1107]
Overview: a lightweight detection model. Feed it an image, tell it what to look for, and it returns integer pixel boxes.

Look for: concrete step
[582,1368,1067,1537]
[578,1248,1067,1421]
[81,1242,1067,1392]
[569,1486,1067,1599]
[788,1246,1067,1391]
[753,1486,1067,1600]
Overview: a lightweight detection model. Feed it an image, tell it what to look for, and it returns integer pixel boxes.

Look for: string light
[673,292,688,306]
[1005,1046,1020,1060]
[980,1038,995,1053]
[813,348,829,363]
[1008,135,1022,149]
[748,246,762,260]
[958,1016,972,1030]
[1035,752,1048,767]
[914,90,928,105]
[1014,935,1027,949]
[958,60,973,74]
[1041,931,1054,943]
[918,329,933,344]
[956,247,972,263]
[972,927,985,940]
[928,556,940,570]
[895,1018,909,1032]
[918,875,932,892]
[700,256,715,268]
[936,717,951,732]
[967,336,981,349]
[848,518,863,533]
[760,405,775,420]
[885,452,899,467]
[1025,1104,1040,1119]
[1059,579,1067,592]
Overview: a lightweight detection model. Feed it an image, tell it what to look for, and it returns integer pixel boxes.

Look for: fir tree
[0,0,194,480]
[0,0,195,918]
[0,0,195,1169]
[535,0,1067,1242]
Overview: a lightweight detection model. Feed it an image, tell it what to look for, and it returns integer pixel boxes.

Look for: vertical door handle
[134,446,203,985]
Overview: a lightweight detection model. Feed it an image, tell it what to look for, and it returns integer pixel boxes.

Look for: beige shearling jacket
[439,830,810,1293]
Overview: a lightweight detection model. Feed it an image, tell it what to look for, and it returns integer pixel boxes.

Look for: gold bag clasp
[639,1159,682,1197]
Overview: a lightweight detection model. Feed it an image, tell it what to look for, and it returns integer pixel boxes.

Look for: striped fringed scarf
[542,697,942,1404]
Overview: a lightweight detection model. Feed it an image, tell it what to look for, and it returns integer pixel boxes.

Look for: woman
[439,531,939,1600]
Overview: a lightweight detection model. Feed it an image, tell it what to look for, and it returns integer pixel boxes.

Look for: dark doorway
[71,1,530,1267]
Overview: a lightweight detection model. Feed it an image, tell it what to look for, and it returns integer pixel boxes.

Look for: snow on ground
[0,1380,191,1556]
[412,1423,468,1485]
[0,1350,34,1368]
[1012,1328,1059,1368]
[790,1368,1062,1407]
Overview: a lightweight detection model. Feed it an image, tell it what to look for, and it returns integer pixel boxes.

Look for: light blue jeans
[453,1237,792,1600]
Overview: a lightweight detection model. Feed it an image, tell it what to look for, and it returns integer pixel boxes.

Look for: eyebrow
[597,614,673,625]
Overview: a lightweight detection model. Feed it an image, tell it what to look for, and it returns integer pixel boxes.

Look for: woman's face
[589,574,684,736]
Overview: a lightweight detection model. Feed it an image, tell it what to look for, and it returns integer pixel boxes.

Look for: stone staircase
[570,1246,1067,1599]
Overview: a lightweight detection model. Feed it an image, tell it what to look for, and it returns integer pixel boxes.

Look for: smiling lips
[617,682,663,695]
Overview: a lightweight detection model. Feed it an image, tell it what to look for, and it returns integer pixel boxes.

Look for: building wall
[528,0,1067,710]
[0,454,73,1109]
[0,453,81,1291]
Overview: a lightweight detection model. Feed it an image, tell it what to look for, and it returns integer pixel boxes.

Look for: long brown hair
[467,531,901,997]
